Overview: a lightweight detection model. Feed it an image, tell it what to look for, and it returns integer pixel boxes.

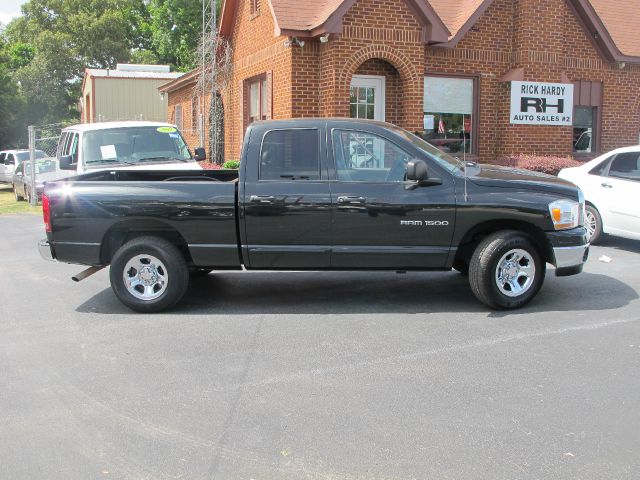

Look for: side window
[259,129,320,180]
[6,154,15,165]
[608,152,640,181]
[57,132,68,157]
[16,162,24,175]
[0,153,6,164]
[69,133,79,162]
[332,130,412,182]
[588,157,610,177]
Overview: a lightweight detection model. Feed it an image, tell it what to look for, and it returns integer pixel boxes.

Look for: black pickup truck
[39,119,588,312]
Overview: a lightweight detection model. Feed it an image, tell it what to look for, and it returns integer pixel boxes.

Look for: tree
[0,36,26,147]
[146,0,204,70]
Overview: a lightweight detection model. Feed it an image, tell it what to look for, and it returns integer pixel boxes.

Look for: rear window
[259,129,320,180]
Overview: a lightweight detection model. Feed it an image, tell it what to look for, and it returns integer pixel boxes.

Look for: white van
[0,149,47,183]
[56,121,205,173]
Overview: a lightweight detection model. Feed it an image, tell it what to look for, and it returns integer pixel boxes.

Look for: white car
[559,146,640,243]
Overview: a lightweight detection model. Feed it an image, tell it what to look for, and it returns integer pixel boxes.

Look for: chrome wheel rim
[585,210,597,241]
[495,249,536,297]
[123,254,168,301]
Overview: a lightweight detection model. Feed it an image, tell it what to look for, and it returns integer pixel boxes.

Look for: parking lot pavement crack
[243,316,640,389]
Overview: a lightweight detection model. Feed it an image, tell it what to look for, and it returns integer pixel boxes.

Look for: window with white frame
[421,76,475,155]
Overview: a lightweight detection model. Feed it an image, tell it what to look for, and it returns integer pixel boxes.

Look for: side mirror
[59,154,76,171]
[406,159,428,181]
[194,147,206,161]
[405,159,442,189]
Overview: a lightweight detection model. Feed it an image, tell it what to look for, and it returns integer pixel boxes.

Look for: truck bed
[44,169,241,268]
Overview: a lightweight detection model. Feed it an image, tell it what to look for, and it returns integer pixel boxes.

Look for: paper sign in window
[100,145,117,159]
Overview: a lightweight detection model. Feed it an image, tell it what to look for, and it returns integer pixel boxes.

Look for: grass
[0,185,41,216]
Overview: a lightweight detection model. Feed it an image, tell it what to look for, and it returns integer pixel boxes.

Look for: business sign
[510,81,574,126]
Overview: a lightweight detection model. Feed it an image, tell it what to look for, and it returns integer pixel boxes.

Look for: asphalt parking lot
[1,213,639,480]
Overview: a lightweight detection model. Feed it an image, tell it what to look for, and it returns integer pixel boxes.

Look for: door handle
[249,195,275,204]
[601,183,613,189]
[337,196,366,205]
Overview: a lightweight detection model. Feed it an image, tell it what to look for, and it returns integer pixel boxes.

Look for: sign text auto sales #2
[510,81,574,126]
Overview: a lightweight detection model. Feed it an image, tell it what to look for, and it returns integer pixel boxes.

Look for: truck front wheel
[468,231,545,310]
[109,236,189,313]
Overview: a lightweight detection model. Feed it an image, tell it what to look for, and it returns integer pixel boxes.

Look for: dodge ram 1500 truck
[39,119,589,312]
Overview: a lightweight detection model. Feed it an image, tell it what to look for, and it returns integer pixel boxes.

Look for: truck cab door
[328,127,456,269]
[240,125,332,269]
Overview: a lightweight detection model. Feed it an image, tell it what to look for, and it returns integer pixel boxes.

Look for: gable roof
[583,0,640,59]
[219,0,640,62]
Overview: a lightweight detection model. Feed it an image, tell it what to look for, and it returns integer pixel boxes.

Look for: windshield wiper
[87,159,137,166]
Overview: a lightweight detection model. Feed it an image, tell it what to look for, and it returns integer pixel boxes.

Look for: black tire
[469,230,546,310]
[109,236,189,313]
[13,185,24,201]
[585,204,603,244]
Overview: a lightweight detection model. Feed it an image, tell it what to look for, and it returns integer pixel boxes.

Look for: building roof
[269,0,346,31]
[219,0,640,61]
[427,0,491,42]
[158,69,200,93]
[588,0,640,58]
[86,68,184,80]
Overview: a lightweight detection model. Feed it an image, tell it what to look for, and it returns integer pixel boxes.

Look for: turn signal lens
[549,199,580,230]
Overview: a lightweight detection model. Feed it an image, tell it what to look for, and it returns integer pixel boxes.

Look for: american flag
[438,118,445,134]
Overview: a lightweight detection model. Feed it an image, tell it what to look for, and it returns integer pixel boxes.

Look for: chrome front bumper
[38,239,55,261]
[553,244,589,276]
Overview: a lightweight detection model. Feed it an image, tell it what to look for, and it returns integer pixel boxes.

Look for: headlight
[549,199,582,230]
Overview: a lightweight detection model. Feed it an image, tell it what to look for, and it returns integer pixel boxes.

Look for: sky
[0,0,25,26]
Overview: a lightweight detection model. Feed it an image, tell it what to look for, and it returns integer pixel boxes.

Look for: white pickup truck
[56,121,205,173]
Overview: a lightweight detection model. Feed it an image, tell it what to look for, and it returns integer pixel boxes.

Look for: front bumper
[38,239,55,261]
[546,227,589,276]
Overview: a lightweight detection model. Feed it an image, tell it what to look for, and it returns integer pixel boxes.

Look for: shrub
[222,160,240,169]
[198,161,223,170]
[493,154,582,176]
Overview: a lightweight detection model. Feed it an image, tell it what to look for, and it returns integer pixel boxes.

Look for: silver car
[12,158,62,203]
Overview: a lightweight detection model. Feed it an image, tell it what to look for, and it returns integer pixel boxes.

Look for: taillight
[42,193,52,233]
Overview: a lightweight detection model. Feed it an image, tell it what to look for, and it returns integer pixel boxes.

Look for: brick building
[163,0,640,163]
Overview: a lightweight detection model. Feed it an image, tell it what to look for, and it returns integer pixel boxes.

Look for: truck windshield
[391,127,463,173]
[83,126,193,166]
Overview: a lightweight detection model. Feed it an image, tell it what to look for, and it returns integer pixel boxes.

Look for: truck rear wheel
[468,231,545,310]
[109,236,189,313]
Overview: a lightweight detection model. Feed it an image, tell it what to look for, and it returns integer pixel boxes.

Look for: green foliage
[147,0,203,70]
[0,0,225,148]
[222,160,240,169]
[8,43,35,69]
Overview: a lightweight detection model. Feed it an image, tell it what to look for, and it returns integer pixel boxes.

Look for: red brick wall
[218,0,640,162]
[425,0,640,160]
[166,83,211,151]
[222,0,293,159]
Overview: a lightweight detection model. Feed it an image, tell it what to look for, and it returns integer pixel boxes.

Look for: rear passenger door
[241,126,332,269]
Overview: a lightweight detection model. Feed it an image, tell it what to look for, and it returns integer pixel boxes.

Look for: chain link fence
[24,124,64,205]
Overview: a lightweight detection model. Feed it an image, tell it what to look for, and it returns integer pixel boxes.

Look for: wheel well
[100,220,194,266]
[454,220,553,267]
